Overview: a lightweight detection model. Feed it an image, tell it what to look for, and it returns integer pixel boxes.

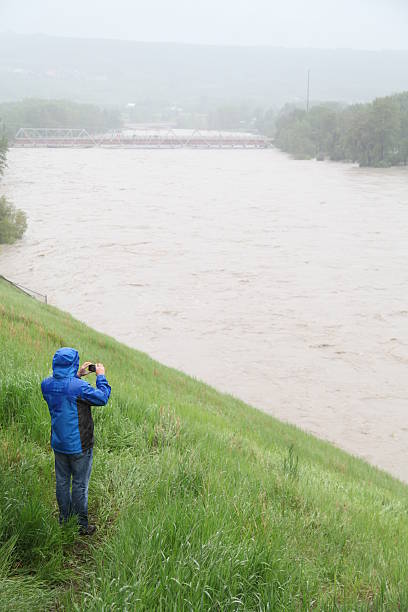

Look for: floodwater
[1,147,408,481]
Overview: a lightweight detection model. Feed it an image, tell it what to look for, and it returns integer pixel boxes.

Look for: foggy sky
[1,0,407,50]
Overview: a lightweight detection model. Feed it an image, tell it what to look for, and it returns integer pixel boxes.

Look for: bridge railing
[14,127,95,144]
[12,128,270,149]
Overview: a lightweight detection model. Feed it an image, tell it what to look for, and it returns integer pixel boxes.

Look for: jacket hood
[52,347,79,379]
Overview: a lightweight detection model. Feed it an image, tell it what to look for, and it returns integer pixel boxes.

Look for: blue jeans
[54,448,93,528]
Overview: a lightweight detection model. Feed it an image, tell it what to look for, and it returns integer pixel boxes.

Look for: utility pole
[306,69,311,113]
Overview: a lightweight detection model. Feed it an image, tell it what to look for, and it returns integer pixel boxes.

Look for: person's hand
[78,361,92,377]
[95,363,105,376]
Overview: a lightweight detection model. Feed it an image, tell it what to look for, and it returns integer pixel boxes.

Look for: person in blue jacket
[41,347,111,535]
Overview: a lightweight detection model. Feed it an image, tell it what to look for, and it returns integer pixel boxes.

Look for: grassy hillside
[1,277,408,610]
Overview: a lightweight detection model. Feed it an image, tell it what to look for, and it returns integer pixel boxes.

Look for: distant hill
[0,33,408,109]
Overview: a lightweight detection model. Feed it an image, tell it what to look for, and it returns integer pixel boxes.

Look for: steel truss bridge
[13,128,270,149]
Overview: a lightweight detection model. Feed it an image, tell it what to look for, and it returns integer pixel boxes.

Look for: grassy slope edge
[0,277,408,611]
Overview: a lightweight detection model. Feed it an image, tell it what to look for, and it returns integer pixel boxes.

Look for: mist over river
[1,147,408,480]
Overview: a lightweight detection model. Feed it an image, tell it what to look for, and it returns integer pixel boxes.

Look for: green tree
[0,99,122,138]
[0,196,27,244]
[341,104,375,165]
[273,92,408,167]
[309,106,341,160]
[370,97,400,166]
[0,136,7,176]
[0,138,27,244]
[395,92,408,164]
[275,109,315,159]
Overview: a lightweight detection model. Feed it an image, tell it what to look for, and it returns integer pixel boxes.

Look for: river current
[1,147,408,480]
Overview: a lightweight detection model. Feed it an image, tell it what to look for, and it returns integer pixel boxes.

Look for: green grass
[1,277,408,610]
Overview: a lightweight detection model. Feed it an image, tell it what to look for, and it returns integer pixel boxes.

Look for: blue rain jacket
[41,347,111,454]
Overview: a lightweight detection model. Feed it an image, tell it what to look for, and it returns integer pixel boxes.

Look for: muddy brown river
[1,147,408,480]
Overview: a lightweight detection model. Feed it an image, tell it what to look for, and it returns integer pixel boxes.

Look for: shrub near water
[1,277,408,610]
[0,196,27,244]
[0,136,27,244]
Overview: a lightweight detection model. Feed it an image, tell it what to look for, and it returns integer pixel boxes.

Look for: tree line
[273,92,408,167]
[1,93,407,170]
[0,137,27,244]
[0,99,122,138]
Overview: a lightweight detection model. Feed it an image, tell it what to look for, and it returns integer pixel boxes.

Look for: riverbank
[1,277,408,609]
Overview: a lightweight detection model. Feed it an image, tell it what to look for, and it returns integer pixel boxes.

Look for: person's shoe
[79,524,96,536]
